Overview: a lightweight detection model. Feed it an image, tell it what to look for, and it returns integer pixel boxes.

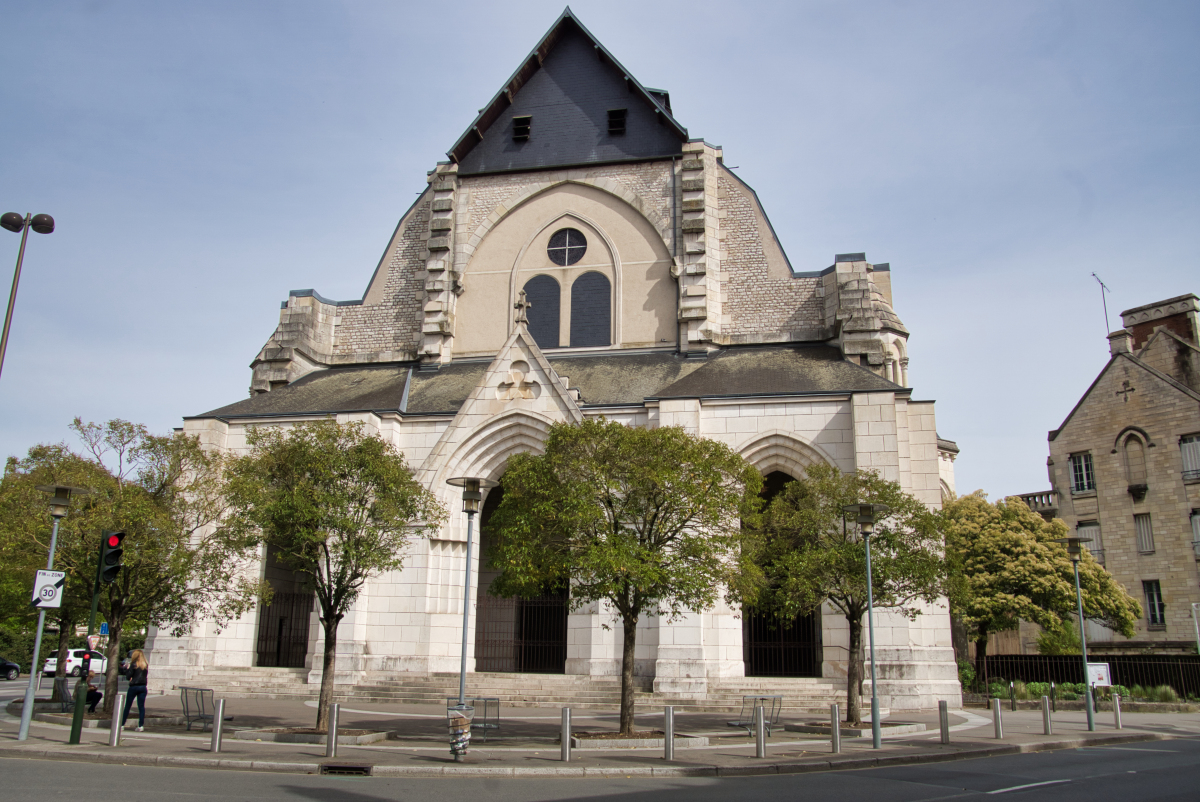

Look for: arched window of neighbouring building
[569,271,611,347]
[522,274,560,350]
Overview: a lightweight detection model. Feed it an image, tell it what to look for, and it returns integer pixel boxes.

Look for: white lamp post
[446,476,499,706]
[1054,535,1095,732]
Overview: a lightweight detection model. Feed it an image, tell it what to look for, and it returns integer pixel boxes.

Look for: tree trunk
[618,612,639,735]
[101,619,123,714]
[50,616,72,702]
[975,631,990,693]
[846,613,863,726]
[949,607,969,667]
[315,615,341,732]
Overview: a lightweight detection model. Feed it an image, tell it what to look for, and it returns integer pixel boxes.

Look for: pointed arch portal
[473,479,568,674]
[742,470,823,677]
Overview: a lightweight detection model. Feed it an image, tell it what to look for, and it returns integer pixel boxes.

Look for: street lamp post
[0,212,55,382]
[17,485,86,741]
[843,502,891,750]
[446,476,499,706]
[1054,535,1095,732]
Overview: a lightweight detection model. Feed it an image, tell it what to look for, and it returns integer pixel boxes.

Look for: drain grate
[320,762,373,776]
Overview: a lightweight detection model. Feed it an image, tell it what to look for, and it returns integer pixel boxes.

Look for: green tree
[488,419,762,735]
[1036,620,1081,655]
[753,464,945,726]
[1,421,265,710]
[0,444,109,694]
[941,493,1140,679]
[224,419,445,731]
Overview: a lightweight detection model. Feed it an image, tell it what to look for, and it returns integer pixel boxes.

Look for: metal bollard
[992,698,1004,739]
[830,703,841,753]
[561,708,571,762]
[325,702,339,758]
[1010,681,1016,712]
[210,698,225,752]
[1041,696,1052,735]
[1050,681,1056,713]
[664,705,674,761]
[754,704,766,758]
[938,700,950,744]
[1114,694,1122,730]
[108,692,125,747]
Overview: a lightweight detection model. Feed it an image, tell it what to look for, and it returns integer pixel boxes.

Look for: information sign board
[1087,662,1112,687]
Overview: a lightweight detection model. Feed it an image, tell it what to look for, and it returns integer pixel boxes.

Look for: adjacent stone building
[148,9,961,710]
[1025,294,1200,654]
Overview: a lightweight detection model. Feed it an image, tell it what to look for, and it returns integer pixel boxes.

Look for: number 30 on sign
[32,570,66,608]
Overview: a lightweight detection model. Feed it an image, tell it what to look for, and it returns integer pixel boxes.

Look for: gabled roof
[448,8,688,173]
[1048,351,1200,441]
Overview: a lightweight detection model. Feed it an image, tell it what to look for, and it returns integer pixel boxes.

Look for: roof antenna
[1091,272,1112,334]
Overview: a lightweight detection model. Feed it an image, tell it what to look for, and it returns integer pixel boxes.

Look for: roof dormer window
[607,108,627,136]
[512,115,532,142]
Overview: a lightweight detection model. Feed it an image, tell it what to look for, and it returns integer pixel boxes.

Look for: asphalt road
[3,737,1198,801]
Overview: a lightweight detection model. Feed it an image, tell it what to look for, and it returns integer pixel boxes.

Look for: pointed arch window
[522,275,560,350]
[1124,435,1147,485]
[569,271,611,347]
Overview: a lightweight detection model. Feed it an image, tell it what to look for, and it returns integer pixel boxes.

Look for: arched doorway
[474,483,569,673]
[742,470,822,677]
[255,543,313,668]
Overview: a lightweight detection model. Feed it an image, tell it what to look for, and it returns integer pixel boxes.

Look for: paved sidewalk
[2,687,1197,778]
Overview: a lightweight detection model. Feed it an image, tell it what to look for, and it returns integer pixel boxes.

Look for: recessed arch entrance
[742,470,823,677]
[473,478,569,673]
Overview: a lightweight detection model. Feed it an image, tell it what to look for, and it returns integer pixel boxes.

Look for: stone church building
[150,9,960,711]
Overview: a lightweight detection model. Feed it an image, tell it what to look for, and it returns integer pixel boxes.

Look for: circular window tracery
[547,228,587,266]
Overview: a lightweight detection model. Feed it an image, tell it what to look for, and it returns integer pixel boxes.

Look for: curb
[0,731,1172,778]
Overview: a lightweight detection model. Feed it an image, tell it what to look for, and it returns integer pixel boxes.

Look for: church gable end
[452,13,685,175]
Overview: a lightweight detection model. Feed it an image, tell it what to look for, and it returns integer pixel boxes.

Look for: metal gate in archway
[742,608,822,677]
[475,590,568,673]
[256,592,314,669]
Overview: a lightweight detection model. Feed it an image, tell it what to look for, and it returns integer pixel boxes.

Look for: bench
[54,677,76,713]
[727,695,782,737]
[446,697,500,742]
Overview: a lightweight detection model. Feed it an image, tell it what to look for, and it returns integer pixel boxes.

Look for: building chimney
[1108,329,1133,356]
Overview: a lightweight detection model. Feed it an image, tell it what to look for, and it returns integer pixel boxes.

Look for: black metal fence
[256,592,314,668]
[475,591,568,673]
[743,609,822,677]
[977,654,1200,698]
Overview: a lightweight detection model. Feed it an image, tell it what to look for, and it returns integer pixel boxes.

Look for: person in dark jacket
[121,649,149,731]
[85,670,103,712]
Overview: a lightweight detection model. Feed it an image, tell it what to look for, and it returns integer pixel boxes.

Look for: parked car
[42,649,107,677]
[0,657,19,681]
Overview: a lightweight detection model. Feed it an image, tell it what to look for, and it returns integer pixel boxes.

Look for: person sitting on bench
[86,670,103,713]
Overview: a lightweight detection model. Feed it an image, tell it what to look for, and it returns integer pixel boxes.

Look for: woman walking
[121,650,150,732]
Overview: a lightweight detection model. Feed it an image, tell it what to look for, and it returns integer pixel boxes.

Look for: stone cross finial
[514,290,531,325]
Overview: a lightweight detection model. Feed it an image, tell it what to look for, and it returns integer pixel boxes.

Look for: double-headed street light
[446,476,499,707]
[843,502,891,750]
[18,484,88,742]
[1054,534,1095,732]
[0,212,55,382]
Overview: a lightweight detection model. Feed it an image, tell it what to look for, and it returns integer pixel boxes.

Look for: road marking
[987,779,1070,794]
[1091,746,1178,753]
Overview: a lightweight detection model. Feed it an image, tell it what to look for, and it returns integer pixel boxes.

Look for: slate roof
[449,8,687,174]
[192,345,902,420]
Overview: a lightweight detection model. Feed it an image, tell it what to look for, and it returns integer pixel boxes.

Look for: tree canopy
[224,419,445,730]
[752,463,945,725]
[941,492,1141,670]
[488,418,763,734]
[0,419,263,708]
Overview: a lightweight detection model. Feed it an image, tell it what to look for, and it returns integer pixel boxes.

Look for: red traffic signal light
[100,530,125,584]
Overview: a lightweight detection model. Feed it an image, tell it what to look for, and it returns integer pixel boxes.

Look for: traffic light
[100,530,125,584]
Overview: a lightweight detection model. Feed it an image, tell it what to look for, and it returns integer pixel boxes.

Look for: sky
[0,0,1197,498]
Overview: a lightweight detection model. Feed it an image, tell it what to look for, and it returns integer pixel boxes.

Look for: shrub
[957,660,977,690]
[1026,681,1051,699]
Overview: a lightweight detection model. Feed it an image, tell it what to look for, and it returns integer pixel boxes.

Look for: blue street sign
[100,622,109,635]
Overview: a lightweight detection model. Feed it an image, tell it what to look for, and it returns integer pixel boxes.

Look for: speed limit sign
[32,570,66,608]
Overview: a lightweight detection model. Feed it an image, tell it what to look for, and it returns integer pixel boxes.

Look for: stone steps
[182,668,847,711]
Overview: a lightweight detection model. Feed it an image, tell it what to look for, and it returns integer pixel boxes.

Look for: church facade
[149,10,960,711]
